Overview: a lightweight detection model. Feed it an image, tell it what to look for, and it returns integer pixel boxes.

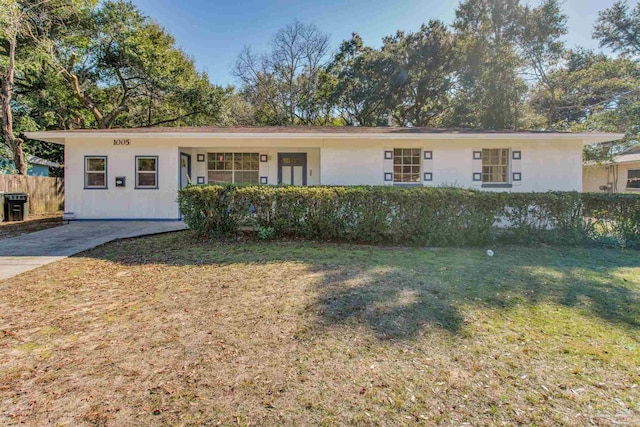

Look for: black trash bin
[4,193,29,222]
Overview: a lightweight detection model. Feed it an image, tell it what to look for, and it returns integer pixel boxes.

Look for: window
[136,156,158,189]
[482,149,510,183]
[85,156,107,189]
[627,169,640,189]
[207,153,259,184]
[393,148,421,183]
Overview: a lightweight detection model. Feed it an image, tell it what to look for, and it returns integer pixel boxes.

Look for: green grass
[0,232,638,425]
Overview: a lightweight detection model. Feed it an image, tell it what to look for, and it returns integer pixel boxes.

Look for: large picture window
[482,149,510,183]
[207,153,259,184]
[627,169,640,189]
[85,156,107,189]
[393,148,421,183]
[136,156,158,189]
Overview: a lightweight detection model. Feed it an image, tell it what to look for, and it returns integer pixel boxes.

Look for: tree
[327,34,397,126]
[234,20,331,125]
[449,0,526,130]
[1,0,75,174]
[517,0,567,128]
[382,20,456,127]
[46,0,223,129]
[594,0,640,58]
[0,0,27,173]
[527,49,640,161]
[217,86,256,126]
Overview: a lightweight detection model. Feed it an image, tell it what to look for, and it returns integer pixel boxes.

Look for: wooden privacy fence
[0,175,64,214]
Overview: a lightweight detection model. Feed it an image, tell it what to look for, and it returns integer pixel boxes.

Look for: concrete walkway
[0,221,188,280]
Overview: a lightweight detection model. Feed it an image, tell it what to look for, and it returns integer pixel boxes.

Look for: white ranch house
[26,127,622,220]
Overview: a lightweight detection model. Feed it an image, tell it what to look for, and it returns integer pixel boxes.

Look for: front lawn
[0,232,638,425]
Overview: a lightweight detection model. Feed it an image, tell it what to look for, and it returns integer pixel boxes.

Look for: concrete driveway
[0,221,187,280]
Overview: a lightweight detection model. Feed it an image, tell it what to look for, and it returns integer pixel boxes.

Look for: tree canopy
[1,0,225,174]
[2,0,640,173]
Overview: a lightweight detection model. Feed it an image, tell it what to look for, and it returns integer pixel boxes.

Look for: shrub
[178,185,640,248]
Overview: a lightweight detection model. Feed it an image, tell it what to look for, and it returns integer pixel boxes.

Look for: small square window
[384,172,393,181]
[473,172,482,181]
[260,176,268,184]
[423,172,433,181]
[197,154,205,162]
[473,151,482,160]
[513,172,522,181]
[260,154,268,162]
[384,150,393,160]
[85,156,107,189]
[512,151,521,160]
[423,151,433,160]
[197,176,205,184]
[136,156,158,189]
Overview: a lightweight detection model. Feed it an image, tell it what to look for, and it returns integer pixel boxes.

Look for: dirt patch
[0,213,63,240]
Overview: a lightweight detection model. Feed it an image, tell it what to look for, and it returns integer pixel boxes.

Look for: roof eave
[25,131,625,145]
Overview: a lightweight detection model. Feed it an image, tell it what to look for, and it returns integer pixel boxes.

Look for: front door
[180,153,191,188]
[278,153,307,185]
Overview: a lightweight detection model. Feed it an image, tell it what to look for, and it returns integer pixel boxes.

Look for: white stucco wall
[321,138,584,191]
[583,165,610,192]
[64,138,180,219]
[61,135,588,219]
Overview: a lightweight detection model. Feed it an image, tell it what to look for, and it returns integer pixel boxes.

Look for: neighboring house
[583,144,640,193]
[0,156,61,177]
[26,127,622,220]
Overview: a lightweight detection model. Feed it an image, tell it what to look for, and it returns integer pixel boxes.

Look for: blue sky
[130,0,618,87]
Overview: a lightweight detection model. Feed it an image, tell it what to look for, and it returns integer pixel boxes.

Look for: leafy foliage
[382,20,457,127]
[45,0,225,129]
[326,34,396,126]
[179,185,640,248]
[594,0,640,57]
[448,0,526,130]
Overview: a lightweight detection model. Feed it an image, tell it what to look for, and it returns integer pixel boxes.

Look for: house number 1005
[113,139,130,145]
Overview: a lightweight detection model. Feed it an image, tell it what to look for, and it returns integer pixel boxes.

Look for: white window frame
[392,148,421,184]
[207,152,260,184]
[481,148,511,184]
[135,156,158,189]
[84,156,107,189]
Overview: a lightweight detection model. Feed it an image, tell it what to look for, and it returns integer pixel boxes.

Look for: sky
[130,0,619,87]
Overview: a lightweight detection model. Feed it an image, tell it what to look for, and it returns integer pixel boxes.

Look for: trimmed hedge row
[178,185,640,247]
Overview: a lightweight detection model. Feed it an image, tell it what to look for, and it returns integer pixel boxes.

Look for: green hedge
[178,185,640,248]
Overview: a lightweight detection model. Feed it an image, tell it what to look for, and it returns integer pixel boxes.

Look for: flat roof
[25,126,624,145]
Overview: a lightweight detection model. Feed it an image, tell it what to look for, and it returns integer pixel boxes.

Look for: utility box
[3,192,29,222]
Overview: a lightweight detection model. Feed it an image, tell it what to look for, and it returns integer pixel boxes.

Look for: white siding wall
[321,138,584,191]
[65,138,180,219]
[583,162,640,192]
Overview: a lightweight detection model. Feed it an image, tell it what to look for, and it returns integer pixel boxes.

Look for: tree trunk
[1,36,27,175]
[547,88,557,129]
